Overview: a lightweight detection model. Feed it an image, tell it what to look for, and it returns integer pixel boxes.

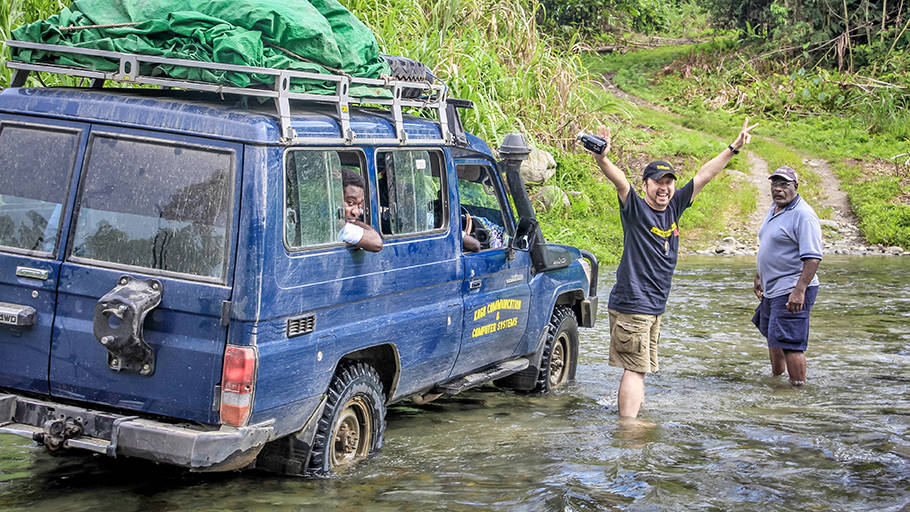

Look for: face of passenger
[343,184,365,221]
[643,175,676,210]
[770,177,798,207]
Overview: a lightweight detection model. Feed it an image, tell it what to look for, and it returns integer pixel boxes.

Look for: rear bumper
[0,393,273,472]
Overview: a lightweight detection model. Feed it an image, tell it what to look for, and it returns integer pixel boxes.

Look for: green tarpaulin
[11,0,391,94]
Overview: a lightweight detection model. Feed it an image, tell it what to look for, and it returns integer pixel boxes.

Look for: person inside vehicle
[338,168,383,252]
[462,208,481,252]
[457,165,506,251]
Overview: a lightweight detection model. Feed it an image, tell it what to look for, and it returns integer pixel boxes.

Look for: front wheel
[533,306,578,393]
[309,362,386,475]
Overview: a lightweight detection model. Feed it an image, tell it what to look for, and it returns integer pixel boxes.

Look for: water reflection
[0,256,907,511]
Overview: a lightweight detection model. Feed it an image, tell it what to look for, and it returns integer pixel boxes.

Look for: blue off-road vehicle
[0,42,598,475]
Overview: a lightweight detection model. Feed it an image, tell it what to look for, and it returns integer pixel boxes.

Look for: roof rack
[4,40,467,146]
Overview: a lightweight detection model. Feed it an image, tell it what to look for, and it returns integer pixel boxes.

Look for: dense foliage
[2,0,906,255]
[344,0,624,150]
[536,0,668,36]
[705,0,910,72]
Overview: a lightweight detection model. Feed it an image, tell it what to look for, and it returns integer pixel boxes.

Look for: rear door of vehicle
[0,117,87,394]
[49,127,240,423]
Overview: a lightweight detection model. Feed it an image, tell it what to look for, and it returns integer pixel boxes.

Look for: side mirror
[508,218,537,259]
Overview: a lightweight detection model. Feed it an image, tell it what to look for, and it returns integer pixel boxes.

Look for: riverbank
[578,42,909,259]
[581,39,910,256]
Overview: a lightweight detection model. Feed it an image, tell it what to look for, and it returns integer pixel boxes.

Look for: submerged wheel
[533,306,578,393]
[309,362,386,474]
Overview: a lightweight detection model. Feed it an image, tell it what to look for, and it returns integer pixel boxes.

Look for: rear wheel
[309,362,386,474]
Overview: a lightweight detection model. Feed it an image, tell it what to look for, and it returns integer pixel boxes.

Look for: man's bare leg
[618,369,645,418]
[784,349,806,385]
[769,347,787,376]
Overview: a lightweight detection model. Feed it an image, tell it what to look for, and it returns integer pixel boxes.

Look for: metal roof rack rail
[4,40,460,146]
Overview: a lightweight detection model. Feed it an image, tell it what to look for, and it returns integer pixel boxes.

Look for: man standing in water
[585,118,757,418]
[752,166,822,385]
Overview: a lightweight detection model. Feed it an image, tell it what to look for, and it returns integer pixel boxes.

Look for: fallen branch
[58,22,142,31]
[823,78,907,90]
[750,23,872,63]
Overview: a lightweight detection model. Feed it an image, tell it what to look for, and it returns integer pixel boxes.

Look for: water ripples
[0,256,907,511]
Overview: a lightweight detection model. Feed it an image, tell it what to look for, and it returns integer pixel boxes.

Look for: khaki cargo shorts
[608,309,662,373]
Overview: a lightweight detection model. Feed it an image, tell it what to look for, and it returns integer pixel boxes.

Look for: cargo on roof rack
[4,40,472,146]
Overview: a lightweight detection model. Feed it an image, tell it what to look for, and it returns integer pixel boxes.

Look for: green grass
[346,0,628,150]
[585,41,910,249]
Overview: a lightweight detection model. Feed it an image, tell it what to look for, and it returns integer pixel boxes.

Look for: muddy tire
[495,306,578,393]
[532,306,578,393]
[308,362,386,475]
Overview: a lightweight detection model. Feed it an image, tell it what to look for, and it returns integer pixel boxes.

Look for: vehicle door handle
[469,279,482,291]
[16,266,49,280]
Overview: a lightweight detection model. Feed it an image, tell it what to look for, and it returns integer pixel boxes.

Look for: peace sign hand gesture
[731,117,759,151]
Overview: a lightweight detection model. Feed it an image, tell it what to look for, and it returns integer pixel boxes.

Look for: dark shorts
[752,286,818,351]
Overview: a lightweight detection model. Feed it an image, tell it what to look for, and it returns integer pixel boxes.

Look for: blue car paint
[0,114,89,394]
[0,85,596,463]
[43,124,244,424]
[249,144,467,428]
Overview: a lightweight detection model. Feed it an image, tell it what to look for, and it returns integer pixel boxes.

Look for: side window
[458,165,512,250]
[285,150,367,249]
[70,135,234,281]
[0,124,80,254]
[377,150,445,236]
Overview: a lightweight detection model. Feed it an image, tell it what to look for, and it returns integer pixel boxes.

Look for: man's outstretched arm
[692,117,758,199]
[588,125,632,206]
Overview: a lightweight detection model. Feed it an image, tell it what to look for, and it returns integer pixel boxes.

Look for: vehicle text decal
[471,299,522,338]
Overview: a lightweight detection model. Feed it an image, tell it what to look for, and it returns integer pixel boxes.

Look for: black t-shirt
[608,179,694,315]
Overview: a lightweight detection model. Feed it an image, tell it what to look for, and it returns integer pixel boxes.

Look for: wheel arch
[555,289,585,326]
[549,302,580,381]
[336,343,400,402]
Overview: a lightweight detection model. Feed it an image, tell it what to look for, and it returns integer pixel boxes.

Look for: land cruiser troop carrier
[0,42,598,475]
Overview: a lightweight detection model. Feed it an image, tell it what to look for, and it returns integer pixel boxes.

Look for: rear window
[70,135,234,281]
[0,124,80,254]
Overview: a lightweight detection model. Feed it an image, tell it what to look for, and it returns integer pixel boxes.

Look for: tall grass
[344,0,626,148]
[2,0,624,151]
[1,0,70,88]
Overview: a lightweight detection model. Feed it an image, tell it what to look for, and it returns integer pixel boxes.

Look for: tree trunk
[843,0,853,72]
[882,0,888,43]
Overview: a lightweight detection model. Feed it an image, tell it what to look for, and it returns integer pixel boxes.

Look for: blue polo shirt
[756,194,823,298]
[608,180,694,315]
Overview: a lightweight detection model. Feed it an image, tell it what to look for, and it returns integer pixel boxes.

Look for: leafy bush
[851,177,910,247]
[703,0,910,73]
[537,0,669,38]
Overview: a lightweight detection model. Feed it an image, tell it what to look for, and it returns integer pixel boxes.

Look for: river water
[1,256,908,511]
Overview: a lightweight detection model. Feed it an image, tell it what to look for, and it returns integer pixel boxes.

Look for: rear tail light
[220,345,257,426]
